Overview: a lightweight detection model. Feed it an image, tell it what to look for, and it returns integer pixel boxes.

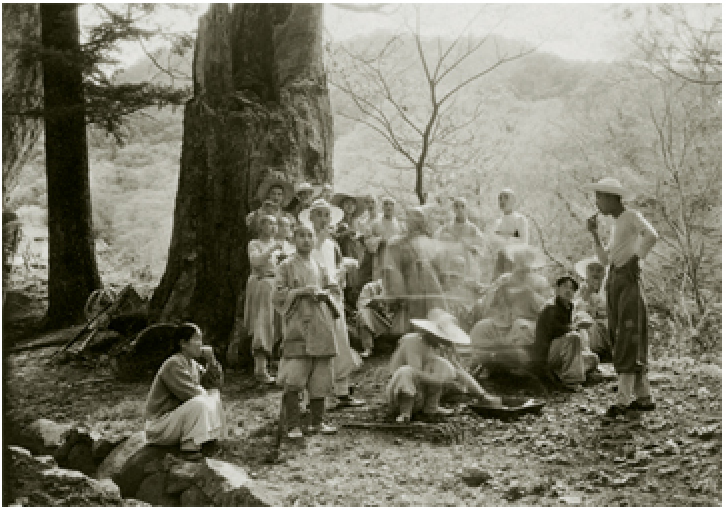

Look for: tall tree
[40,4,101,327]
[149,4,333,354]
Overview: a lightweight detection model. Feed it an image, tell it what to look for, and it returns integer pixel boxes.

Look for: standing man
[435,197,486,280]
[366,197,403,280]
[492,188,530,279]
[585,177,658,418]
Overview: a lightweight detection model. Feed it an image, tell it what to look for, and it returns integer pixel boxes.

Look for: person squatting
[145,173,659,451]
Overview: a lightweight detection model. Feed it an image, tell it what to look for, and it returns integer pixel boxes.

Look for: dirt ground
[4,341,721,507]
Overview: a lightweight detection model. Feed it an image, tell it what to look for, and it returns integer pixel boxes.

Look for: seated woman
[385,309,501,422]
[574,257,611,361]
[470,244,550,351]
[144,323,225,459]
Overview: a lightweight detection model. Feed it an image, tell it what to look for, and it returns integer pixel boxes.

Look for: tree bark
[41,4,101,328]
[149,4,333,350]
[2,3,43,199]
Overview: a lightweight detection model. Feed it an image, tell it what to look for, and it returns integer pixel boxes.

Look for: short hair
[555,275,579,291]
[175,322,201,351]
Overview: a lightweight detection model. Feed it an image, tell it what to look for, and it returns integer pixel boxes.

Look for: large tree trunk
[149,4,333,350]
[2,4,43,200]
[41,4,101,328]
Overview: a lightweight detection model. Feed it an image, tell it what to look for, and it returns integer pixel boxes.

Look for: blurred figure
[355,277,392,358]
[435,197,486,281]
[366,197,403,280]
[574,257,611,361]
[246,175,294,239]
[469,244,550,351]
[285,182,316,220]
[382,207,448,335]
[332,192,366,307]
[492,188,530,280]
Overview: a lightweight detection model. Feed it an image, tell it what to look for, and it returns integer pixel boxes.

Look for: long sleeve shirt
[144,353,206,421]
[533,297,574,363]
[494,212,529,244]
[602,209,658,268]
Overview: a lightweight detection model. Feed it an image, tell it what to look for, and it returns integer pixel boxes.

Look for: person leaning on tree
[585,177,658,418]
[144,323,225,460]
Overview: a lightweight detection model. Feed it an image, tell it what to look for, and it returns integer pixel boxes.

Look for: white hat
[584,177,636,201]
[574,256,605,280]
[299,198,344,227]
[294,182,314,195]
[410,308,471,345]
[499,188,515,197]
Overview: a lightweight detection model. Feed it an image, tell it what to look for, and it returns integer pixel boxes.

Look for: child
[574,257,611,361]
[356,278,391,358]
[534,275,599,391]
[585,177,658,417]
[273,224,340,437]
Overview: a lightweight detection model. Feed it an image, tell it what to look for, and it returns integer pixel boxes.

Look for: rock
[54,427,99,464]
[13,418,73,455]
[135,472,180,507]
[92,434,129,462]
[112,443,179,498]
[196,457,286,506]
[180,485,212,506]
[459,467,491,487]
[64,443,97,476]
[96,431,146,481]
[166,460,202,494]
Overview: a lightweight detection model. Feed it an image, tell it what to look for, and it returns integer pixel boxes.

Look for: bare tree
[329,5,535,204]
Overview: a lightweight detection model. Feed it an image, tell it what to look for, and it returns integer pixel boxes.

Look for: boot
[307,398,337,435]
[282,391,303,439]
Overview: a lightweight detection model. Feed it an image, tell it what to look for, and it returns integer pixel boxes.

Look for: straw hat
[574,256,605,280]
[299,198,344,227]
[411,308,471,345]
[584,177,636,201]
[331,192,364,218]
[256,174,294,207]
[505,244,546,270]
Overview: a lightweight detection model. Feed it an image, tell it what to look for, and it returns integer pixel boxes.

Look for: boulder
[13,418,73,455]
[459,466,492,487]
[64,442,97,476]
[180,485,212,506]
[197,457,286,506]
[135,472,180,507]
[112,443,180,498]
[92,433,130,462]
[166,460,202,494]
[96,431,146,481]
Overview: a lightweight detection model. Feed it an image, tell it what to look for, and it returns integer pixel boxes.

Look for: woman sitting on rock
[144,323,225,460]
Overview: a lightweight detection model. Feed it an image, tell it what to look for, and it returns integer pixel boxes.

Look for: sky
[80,3,720,67]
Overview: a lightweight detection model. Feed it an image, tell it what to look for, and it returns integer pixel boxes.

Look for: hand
[201,345,216,363]
[586,214,599,234]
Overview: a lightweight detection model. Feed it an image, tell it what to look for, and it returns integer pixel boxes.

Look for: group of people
[143,173,659,452]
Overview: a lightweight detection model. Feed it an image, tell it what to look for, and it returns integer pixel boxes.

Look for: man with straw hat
[300,198,366,409]
[385,308,502,423]
[331,191,366,306]
[585,177,658,418]
[469,244,550,351]
[246,173,294,239]
[574,256,611,361]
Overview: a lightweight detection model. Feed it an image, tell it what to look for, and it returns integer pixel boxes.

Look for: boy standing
[585,177,658,417]
[273,224,339,438]
[492,188,530,279]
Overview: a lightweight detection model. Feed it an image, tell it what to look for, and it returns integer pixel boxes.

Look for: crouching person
[386,309,501,422]
[144,323,225,460]
[534,276,599,391]
[274,224,339,438]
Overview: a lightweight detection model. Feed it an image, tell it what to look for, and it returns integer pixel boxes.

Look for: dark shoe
[605,404,628,418]
[333,395,366,408]
[628,399,656,412]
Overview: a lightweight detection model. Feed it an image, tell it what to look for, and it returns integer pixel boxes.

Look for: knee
[186,394,211,414]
